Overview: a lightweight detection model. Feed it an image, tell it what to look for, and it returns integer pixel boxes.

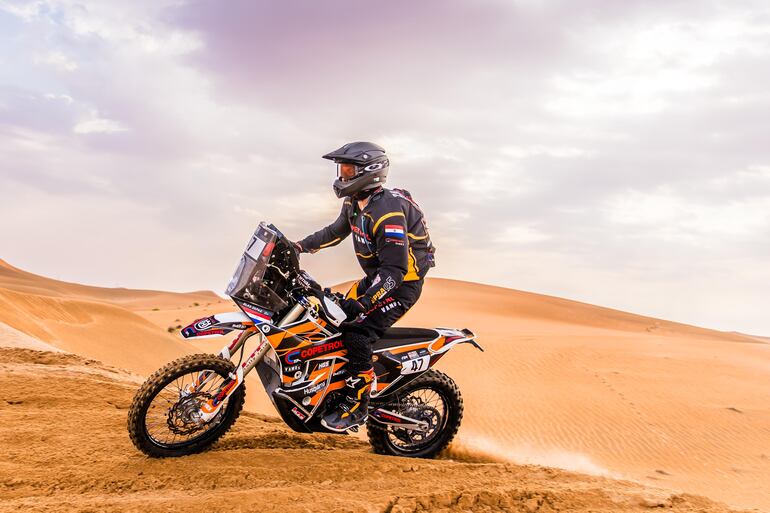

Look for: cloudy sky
[1,0,768,334]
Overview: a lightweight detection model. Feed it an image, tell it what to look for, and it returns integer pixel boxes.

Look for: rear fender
[431,327,484,354]
[370,327,481,399]
[180,312,254,340]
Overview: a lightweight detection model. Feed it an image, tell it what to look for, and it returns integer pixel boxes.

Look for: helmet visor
[337,163,359,182]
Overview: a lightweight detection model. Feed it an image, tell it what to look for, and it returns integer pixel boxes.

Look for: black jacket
[299,188,435,304]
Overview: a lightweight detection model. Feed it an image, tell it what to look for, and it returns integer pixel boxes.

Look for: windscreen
[225,223,287,313]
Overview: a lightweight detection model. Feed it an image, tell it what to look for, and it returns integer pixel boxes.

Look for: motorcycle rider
[294,142,436,432]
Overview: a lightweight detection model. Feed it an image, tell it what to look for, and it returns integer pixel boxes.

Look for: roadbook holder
[225,222,289,314]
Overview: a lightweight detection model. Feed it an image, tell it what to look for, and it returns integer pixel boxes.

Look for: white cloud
[604,188,770,240]
[35,51,78,72]
[380,135,474,163]
[494,225,550,245]
[546,16,770,118]
[73,113,127,134]
[500,145,593,159]
[710,165,770,187]
[2,0,770,334]
[0,0,45,20]
[43,93,74,104]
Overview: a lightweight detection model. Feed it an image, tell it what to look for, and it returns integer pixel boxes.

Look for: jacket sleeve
[361,211,409,304]
[298,201,351,252]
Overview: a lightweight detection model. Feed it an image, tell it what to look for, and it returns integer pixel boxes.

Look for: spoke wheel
[128,354,245,458]
[367,369,463,459]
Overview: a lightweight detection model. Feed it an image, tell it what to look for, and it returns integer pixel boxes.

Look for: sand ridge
[0,258,219,310]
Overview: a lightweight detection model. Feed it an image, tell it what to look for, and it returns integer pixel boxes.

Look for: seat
[372,327,440,351]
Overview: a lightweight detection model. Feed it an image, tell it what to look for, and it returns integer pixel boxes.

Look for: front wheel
[367,369,463,459]
[127,354,245,457]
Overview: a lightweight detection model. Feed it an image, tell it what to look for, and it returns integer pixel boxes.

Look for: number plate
[401,355,430,375]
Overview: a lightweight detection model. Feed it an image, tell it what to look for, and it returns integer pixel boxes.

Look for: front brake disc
[166,392,211,435]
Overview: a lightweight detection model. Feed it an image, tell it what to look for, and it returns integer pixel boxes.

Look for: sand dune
[0,258,218,310]
[0,321,61,352]
[0,347,747,513]
[0,259,274,412]
[0,286,197,376]
[0,260,768,510]
[400,279,770,510]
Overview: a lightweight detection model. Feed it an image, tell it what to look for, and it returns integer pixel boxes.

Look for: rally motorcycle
[127,222,482,458]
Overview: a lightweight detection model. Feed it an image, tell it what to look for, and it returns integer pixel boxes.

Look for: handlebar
[292,270,347,325]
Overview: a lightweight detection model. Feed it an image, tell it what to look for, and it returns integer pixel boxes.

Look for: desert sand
[2,346,745,513]
[1,258,768,511]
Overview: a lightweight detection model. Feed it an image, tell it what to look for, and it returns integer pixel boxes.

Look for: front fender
[180,312,254,339]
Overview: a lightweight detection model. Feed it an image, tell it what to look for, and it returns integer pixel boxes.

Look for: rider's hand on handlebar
[293,241,318,255]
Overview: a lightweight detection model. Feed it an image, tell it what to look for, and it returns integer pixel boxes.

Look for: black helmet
[323,141,389,199]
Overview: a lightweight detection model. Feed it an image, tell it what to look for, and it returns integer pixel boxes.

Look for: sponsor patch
[366,295,394,312]
[183,327,226,338]
[285,340,345,363]
[371,287,387,302]
[370,276,399,303]
[380,301,400,314]
[374,411,402,422]
[351,225,371,241]
[182,316,229,338]
[238,301,273,323]
[193,317,215,331]
[303,382,325,395]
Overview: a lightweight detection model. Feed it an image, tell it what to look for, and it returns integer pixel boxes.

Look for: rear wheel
[367,369,463,459]
[127,354,245,457]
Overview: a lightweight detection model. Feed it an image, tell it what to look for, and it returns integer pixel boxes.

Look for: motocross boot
[321,368,374,433]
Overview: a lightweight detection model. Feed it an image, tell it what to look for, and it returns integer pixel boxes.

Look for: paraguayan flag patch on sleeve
[384,224,405,238]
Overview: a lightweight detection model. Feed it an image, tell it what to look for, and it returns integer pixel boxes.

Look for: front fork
[188,328,271,422]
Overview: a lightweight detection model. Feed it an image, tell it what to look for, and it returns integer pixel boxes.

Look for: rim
[143,368,234,448]
[382,386,449,454]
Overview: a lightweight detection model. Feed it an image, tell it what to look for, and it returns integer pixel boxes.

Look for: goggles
[337,162,360,182]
